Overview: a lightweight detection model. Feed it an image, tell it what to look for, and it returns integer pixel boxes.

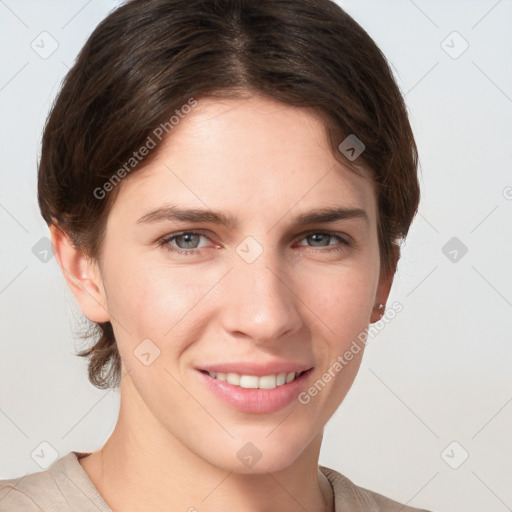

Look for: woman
[0,0,432,510]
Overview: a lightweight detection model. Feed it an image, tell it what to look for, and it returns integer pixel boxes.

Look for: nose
[220,251,303,345]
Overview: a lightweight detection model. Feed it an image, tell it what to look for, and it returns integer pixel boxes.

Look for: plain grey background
[1,1,511,511]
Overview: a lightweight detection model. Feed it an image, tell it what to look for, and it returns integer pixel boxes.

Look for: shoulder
[0,451,108,512]
[0,466,62,511]
[320,465,435,512]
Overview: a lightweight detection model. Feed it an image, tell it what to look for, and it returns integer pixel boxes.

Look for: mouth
[196,367,314,414]
[199,369,311,389]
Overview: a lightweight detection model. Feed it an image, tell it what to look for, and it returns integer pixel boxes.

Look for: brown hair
[38,0,419,389]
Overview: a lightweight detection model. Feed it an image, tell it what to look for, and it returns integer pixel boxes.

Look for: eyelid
[158,230,215,248]
[293,228,352,245]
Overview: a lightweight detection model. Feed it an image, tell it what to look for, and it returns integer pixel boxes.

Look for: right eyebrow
[136,205,238,229]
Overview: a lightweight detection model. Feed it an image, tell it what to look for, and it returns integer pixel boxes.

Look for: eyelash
[157,230,351,256]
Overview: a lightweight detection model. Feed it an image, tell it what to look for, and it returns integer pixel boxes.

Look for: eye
[158,231,214,255]
[295,231,351,253]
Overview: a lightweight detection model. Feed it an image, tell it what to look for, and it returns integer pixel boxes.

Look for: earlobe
[49,224,110,323]
[370,245,400,324]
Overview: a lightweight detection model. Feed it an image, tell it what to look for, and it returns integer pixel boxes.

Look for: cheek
[297,259,379,344]
[102,253,209,353]
[294,266,375,415]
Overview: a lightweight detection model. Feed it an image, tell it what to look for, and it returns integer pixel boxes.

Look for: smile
[197,367,314,413]
[205,370,307,389]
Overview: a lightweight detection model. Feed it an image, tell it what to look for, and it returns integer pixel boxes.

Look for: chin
[201,429,317,475]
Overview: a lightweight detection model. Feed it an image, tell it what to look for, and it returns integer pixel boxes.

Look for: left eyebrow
[136,204,369,228]
[293,206,369,226]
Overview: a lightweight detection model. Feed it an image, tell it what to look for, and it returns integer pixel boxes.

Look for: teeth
[226,372,240,385]
[240,375,260,388]
[257,375,276,389]
[285,371,296,383]
[207,371,302,389]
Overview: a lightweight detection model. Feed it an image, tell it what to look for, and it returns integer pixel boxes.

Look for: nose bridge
[222,240,302,342]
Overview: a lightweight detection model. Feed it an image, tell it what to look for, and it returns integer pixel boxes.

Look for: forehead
[110,94,377,225]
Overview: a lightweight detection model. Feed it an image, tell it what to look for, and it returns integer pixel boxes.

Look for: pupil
[310,234,327,246]
[180,234,196,248]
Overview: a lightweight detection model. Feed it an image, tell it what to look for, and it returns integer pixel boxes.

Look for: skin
[51,93,398,512]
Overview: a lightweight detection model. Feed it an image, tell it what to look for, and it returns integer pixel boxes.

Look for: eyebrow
[136,204,369,228]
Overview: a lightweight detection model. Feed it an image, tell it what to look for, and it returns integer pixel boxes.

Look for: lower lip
[197,369,313,414]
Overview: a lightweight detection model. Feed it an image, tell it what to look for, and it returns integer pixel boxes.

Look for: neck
[79,375,334,512]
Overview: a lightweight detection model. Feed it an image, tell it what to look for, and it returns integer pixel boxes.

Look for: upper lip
[198,362,313,377]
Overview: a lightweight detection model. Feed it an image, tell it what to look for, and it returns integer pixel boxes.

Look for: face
[88,94,391,473]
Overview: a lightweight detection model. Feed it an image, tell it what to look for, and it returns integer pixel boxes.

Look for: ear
[49,224,110,323]
[370,244,400,324]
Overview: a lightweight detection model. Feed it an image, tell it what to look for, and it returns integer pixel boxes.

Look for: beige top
[0,452,433,512]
